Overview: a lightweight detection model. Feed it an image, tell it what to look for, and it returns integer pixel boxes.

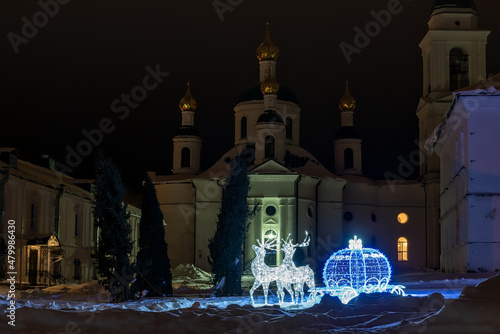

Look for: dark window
[450,48,469,91]
[241,117,247,139]
[286,117,293,139]
[344,148,354,169]
[265,136,275,158]
[73,258,82,282]
[181,147,191,168]
[266,205,276,216]
[30,203,38,231]
[307,207,314,219]
[75,213,79,237]
[343,211,353,221]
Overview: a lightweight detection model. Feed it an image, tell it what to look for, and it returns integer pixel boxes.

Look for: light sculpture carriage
[309,236,405,304]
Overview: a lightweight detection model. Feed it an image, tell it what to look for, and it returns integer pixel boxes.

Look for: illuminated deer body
[280,232,316,303]
[250,238,294,304]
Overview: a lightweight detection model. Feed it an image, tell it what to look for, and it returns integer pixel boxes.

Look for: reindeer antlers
[282,231,310,248]
[258,236,278,249]
[297,231,310,247]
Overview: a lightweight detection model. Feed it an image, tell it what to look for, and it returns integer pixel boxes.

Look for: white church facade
[153,0,500,274]
[433,74,500,273]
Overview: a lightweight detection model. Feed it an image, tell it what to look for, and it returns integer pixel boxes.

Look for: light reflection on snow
[1,277,489,313]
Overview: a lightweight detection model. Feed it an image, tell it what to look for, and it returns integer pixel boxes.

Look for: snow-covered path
[1,272,499,333]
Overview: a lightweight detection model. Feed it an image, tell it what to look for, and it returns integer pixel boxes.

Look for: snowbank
[0,273,498,333]
[392,274,500,333]
[171,264,214,292]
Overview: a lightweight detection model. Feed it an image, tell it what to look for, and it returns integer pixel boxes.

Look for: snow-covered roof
[0,159,93,200]
[430,74,500,149]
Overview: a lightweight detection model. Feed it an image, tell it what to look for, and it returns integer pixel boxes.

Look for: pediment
[250,159,297,174]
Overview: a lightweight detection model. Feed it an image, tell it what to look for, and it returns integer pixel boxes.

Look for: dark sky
[2,0,500,190]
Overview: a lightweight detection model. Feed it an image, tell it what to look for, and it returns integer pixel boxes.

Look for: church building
[152,0,499,274]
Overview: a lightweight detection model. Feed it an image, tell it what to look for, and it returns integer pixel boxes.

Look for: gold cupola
[260,65,279,95]
[339,81,356,112]
[179,81,197,112]
[256,22,279,62]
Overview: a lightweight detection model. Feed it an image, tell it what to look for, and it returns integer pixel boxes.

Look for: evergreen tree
[133,174,172,297]
[208,155,254,296]
[93,157,134,302]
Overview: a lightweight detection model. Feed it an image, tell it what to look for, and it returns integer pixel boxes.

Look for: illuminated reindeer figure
[250,238,295,305]
[278,232,316,303]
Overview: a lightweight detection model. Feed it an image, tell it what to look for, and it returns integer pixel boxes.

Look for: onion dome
[323,236,391,291]
[260,65,280,95]
[179,82,197,112]
[257,109,283,124]
[339,81,356,112]
[256,22,279,61]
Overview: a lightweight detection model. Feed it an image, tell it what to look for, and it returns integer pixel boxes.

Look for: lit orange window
[398,237,408,261]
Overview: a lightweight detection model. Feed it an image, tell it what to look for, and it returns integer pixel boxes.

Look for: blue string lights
[309,236,405,304]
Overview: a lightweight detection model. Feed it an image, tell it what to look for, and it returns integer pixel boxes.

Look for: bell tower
[417,0,489,269]
[334,81,362,176]
[172,82,202,174]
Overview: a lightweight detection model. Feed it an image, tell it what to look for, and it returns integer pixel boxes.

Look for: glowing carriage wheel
[339,287,358,304]
[391,286,405,296]
[308,289,325,303]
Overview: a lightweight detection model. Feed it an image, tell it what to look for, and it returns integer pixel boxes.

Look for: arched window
[181,147,191,168]
[344,148,353,169]
[240,117,247,139]
[265,136,275,158]
[450,48,469,91]
[397,237,408,261]
[286,117,293,139]
[264,230,278,266]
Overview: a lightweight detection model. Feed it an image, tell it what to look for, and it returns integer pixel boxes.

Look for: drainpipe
[19,180,27,290]
[54,185,65,238]
[422,181,428,269]
[314,178,321,259]
[88,205,92,282]
[294,175,302,241]
[191,181,197,266]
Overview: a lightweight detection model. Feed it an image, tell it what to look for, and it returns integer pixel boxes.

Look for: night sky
[2,0,500,191]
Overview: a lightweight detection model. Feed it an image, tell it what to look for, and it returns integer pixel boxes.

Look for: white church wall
[157,182,196,269]
[374,205,425,269]
[315,202,343,268]
[467,97,500,194]
[317,178,345,203]
[466,194,500,272]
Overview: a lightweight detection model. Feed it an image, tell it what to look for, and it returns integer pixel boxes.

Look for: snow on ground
[0,270,499,333]
[172,264,214,292]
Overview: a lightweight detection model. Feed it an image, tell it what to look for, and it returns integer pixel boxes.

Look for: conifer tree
[133,174,172,297]
[93,157,134,302]
[208,155,254,296]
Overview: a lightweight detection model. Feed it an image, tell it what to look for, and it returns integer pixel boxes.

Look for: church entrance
[26,235,65,286]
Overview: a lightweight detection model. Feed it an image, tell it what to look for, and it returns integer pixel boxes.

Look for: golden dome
[339,81,356,112]
[260,65,279,95]
[256,22,279,61]
[179,81,197,112]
